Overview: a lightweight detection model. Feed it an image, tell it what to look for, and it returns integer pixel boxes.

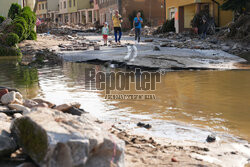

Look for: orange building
[166,0,234,33]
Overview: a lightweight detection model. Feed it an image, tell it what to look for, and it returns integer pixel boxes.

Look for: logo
[85,68,162,99]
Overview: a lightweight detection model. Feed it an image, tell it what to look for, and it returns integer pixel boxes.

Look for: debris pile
[0,87,125,167]
[218,14,250,43]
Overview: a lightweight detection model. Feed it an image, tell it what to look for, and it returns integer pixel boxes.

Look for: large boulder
[0,113,17,157]
[1,91,23,105]
[11,107,125,167]
[8,104,31,114]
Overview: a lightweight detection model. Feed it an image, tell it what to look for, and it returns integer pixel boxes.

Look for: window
[45,3,47,9]
[64,1,66,8]
[42,4,44,10]
[69,0,72,8]
[73,0,76,6]
[39,4,41,10]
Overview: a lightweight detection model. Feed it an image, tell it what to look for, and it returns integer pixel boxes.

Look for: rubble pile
[218,14,250,43]
[0,87,125,167]
[150,31,250,56]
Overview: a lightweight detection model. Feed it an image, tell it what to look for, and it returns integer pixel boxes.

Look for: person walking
[112,10,123,44]
[133,12,143,44]
[102,22,109,46]
[201,16,208,39]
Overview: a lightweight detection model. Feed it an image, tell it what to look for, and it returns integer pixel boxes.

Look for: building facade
[36,0,47,19]
[166,0,233,33]
[98,0,165,29]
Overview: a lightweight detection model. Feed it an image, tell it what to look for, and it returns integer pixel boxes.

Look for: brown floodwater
[0,57,250,142]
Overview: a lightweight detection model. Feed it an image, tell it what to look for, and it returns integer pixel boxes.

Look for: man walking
[112,10,123,44]
[133,12,143,44]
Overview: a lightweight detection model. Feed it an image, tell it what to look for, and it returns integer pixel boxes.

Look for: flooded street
[1,57,250,142]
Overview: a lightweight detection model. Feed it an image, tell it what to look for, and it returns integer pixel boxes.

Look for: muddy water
[1,57,250,142]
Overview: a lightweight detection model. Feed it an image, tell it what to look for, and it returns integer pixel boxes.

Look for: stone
[0,105,9,112]
[144,39,154,42]
[55,102,81,112]
[14,113,23,119]
[0,89,8,99]
[11,107,125,167]
[1,91,23,105]
[171,157,178,162]
[160,43,168,47]
[206,134,216,143]
[23,99,39,108]
[0,115,16,157]
[32,98,55,108]
[63,107,86,116]
[94,45,100,50]
[8,104,31,115]
[153,46,161,51]
[0,135,17,157]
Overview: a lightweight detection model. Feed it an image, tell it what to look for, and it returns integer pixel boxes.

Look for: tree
[221,0,248,14]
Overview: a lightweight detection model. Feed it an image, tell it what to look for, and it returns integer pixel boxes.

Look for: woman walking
[133,12,143,44]
[112,10,123,44]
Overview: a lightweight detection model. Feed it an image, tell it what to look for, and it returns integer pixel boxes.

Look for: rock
[145,39,154,42]
[55,102,81,112]
[137,122,145,127]
[206,134,216,143]
[0,135,17,157]
[144,124,152,129]
[14,113,23,119]
[221,46,230,51]
[0,105,9,112]
[0,89,8,99]
[1,91,23,105]
[0,115,16,157]
[11,107,125,167]
[137,122,152,129]
[160,43,168,47]
[23,99,39,108]
[8,104,31,114]
[153,46,160,51]
[64,107,86,116]
[32,98,55,108]
[171,157,178,162]
[94,45,100,50]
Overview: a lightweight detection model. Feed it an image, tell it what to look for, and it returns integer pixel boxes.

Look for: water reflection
[0,57,39,98]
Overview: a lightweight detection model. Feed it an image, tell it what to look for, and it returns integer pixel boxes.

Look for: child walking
[102,22,109,46]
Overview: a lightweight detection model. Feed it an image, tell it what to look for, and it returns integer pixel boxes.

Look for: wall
[122,0,164,27]
[0,0,22,17]
[77,0,92,10]
[47,0,59,12]
[184,4,195,28]
[36,0,47,15]
[68,0,78,13]
[59,0,68,14]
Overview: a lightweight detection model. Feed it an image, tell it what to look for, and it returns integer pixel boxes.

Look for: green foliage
[191,9,211,28]
[27,30,37,40]
[0,16,6,24]
[221,0,248,14]
[6,33,19,47]
[0,45,22,56]
[13,23,25,39]
[162,18,175,32]
[8,3,21,20]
